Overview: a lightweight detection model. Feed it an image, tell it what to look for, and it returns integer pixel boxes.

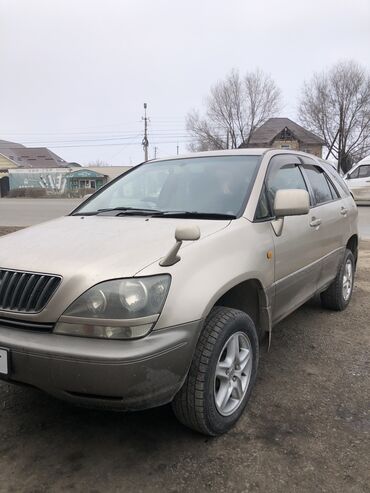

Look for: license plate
[0,348,9,375]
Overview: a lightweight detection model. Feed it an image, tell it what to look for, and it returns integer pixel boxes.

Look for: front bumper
[0,320,202,410]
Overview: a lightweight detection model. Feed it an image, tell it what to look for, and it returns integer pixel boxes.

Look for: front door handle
[340,207,348,216]
[310,217,322,228]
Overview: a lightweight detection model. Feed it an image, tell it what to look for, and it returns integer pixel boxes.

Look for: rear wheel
[320,249,355,311]
[172,306,259,436]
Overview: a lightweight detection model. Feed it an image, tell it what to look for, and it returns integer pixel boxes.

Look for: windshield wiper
[152,211,236,220]
[98,207,161,214]
[72,207,162,216]
[73,208,236,220]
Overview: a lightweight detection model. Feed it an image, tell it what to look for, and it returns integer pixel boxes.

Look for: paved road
[1,198,370,238]
[0,198,81,227]
[358,205,370,239]
[0,232,368,492]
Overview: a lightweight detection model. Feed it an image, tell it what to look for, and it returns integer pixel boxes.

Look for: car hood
[0,215,230,281]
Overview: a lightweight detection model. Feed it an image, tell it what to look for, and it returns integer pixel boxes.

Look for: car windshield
[73,155,261,218]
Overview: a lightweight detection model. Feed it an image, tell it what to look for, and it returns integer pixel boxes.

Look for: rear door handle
[310,217,322,228]
[340,207,348,216]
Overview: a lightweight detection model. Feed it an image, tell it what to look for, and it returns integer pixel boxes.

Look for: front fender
[136,219,275,330]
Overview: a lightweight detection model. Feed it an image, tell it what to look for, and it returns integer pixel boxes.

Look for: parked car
[0,149,358,435]
[344,156,370,204]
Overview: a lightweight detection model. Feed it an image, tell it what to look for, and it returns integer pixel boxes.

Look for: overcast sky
[0,0,369,166]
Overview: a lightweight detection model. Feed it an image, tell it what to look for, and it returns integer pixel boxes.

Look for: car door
[300,160,347,290]
[345,165,370,201]
[255,154,322,324]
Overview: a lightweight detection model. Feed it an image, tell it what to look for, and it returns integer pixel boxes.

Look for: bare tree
[299,60,370,172]
[87,159,110,167]
[187,69,281,151]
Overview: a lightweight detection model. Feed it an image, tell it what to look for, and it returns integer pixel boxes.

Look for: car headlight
[54,275,171,340]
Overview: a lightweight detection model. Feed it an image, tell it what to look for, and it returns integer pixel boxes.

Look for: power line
[0,120,186,137]
[8,133,190,146]
[0,124,187,137]
[46,139,193,149]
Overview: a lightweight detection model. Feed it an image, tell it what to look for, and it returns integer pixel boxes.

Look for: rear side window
[325,175,340,199]
[358,165,370,178]
[303,165,333,205]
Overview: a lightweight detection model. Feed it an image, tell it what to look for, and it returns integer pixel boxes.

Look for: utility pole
[142,103,149,161]
[176,144,179,155]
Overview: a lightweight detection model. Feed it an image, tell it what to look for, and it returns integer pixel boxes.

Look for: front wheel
[320,249,355,311]
[172,307,259,436]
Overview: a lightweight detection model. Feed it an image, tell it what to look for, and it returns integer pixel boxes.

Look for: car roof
[149,148,321,163]
[356,155,370,166]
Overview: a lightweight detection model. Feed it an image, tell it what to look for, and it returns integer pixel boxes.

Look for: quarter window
[303,165,333,204]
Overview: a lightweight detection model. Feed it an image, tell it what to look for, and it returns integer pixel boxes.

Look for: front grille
[0,316,54,332]
[0,269,61,313]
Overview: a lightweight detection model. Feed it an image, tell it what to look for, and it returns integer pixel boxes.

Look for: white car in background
[344,156,370,204]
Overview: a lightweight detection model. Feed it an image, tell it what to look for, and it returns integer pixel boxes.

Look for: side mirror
[160,225,201,267]
[274,189,310,218]
[175,225,201,242]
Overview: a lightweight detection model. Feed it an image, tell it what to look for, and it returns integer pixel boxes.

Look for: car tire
[172,306,259,436]
[320,249,355,311]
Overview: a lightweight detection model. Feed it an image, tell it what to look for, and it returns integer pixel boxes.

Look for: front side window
[74,156,261,218]
[255,155,308,220]
[303,165,333,205]
[266,161,307,207]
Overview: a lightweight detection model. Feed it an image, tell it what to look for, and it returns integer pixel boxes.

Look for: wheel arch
[204,278,272,340]
[346,234,358,265]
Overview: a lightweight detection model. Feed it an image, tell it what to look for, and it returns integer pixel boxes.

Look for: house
[0,139,67,170]
[86,166,131,181]
[8,168,72,194]
[0,138,132,197]
[64,169,108,194]
[63,166,132,196]
[0,139,68,196]
[239,118,324,157]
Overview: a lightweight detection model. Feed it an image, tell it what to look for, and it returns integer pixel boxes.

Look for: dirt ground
[0,227,369,493]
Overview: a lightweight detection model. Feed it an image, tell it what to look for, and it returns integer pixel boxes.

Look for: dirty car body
[0,149,358,435]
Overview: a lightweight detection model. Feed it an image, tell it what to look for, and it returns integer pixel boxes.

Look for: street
[0,227,369,491]
[358,205,370,239]
[0,198,81,227]
[0,198,370,239]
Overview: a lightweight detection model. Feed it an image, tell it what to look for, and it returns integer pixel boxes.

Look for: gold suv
[0,149,358,435]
